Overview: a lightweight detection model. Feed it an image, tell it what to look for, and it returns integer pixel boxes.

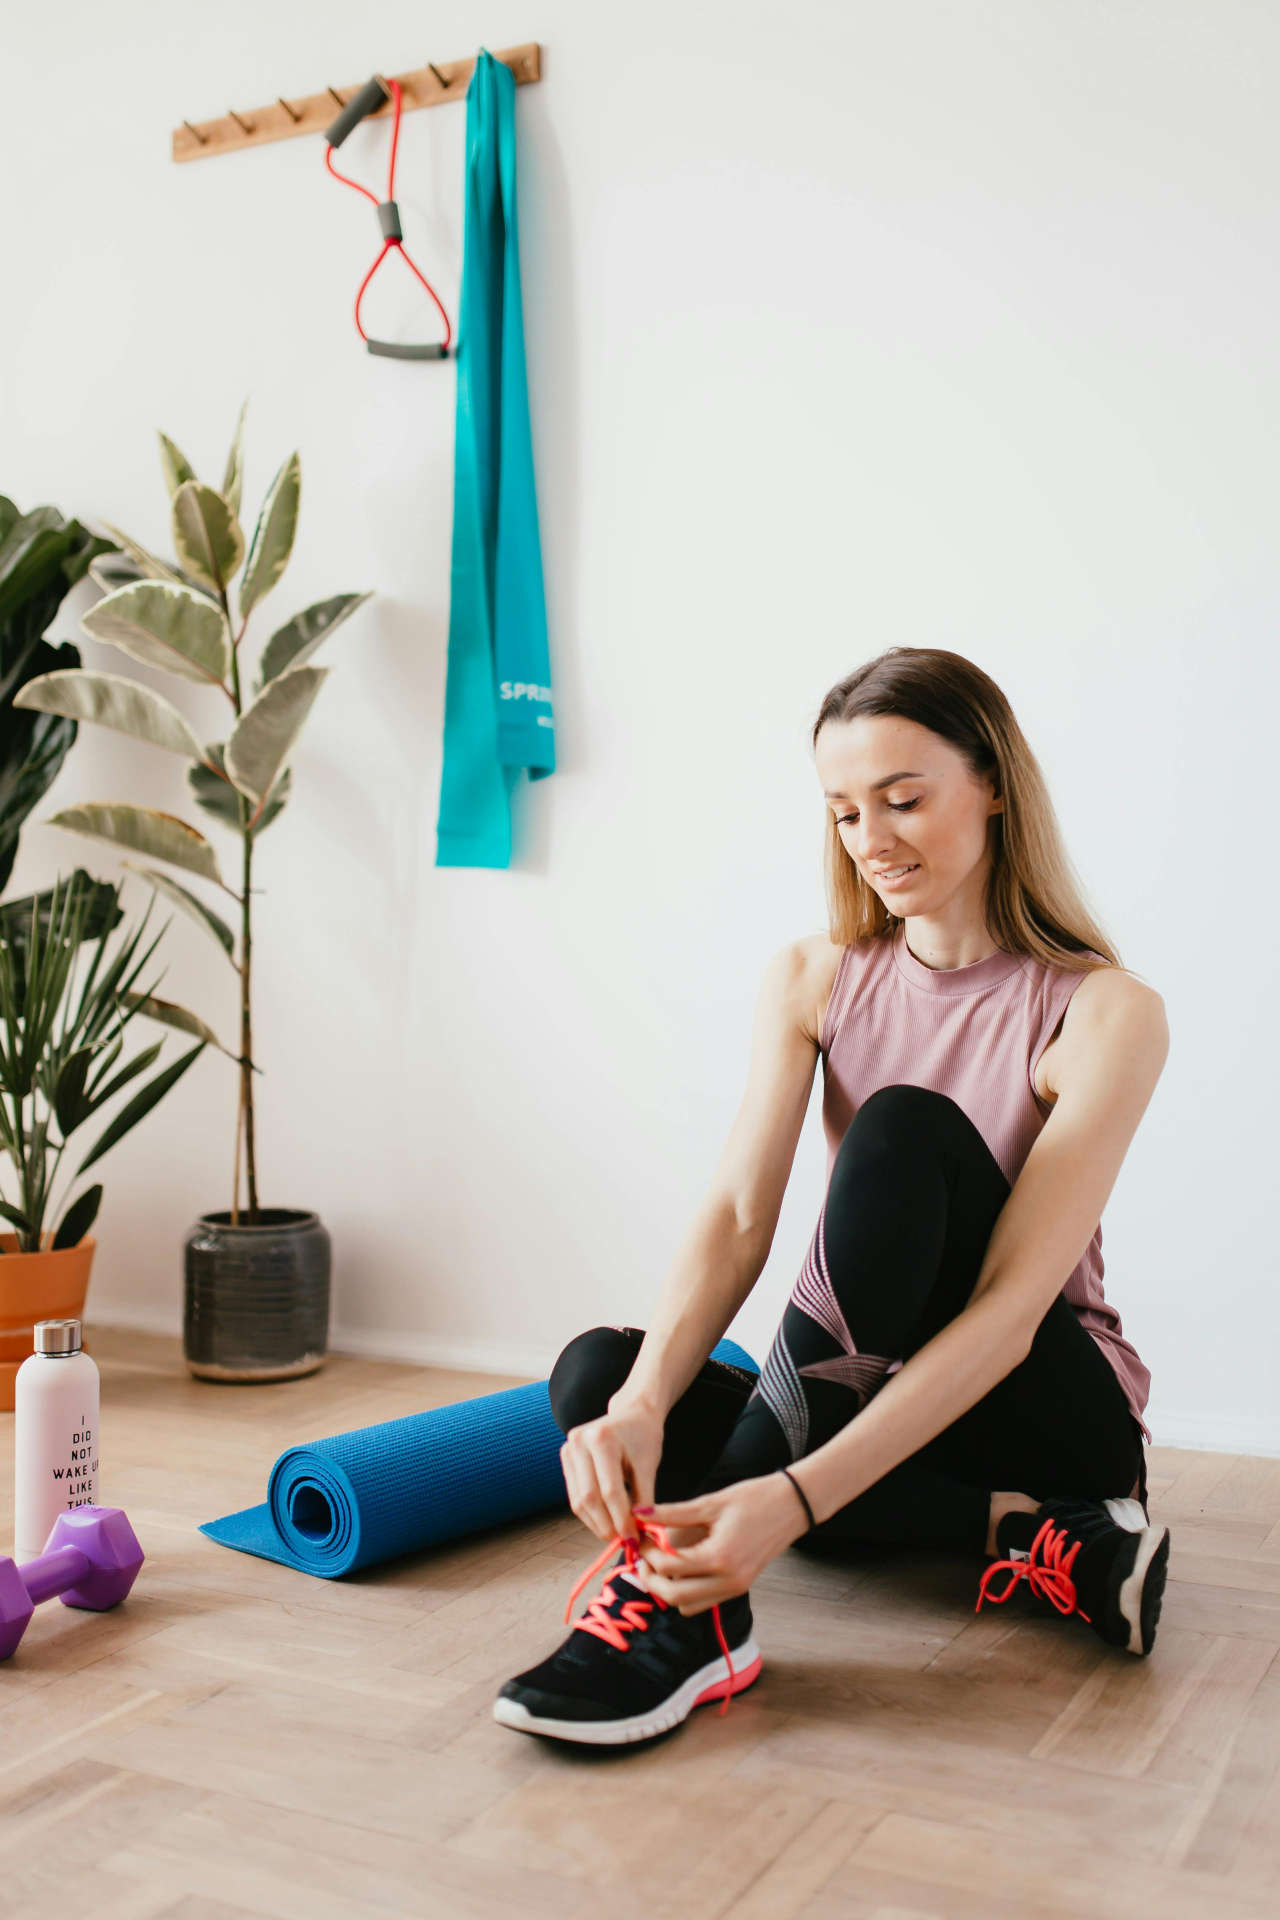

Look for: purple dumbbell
[0,1506,144,1660]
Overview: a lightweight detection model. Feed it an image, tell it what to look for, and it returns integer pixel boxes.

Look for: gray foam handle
[325,77,390,149]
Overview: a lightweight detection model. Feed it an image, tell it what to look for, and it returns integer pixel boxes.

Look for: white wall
[4,2,1276,1452]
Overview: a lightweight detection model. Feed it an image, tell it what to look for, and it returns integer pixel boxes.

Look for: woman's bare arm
[609,938,825,1420]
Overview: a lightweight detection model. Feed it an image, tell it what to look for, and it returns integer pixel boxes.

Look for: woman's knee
[846,1084,959,1148]
[547,1325,640,1434]
[837,1084,1001,1185]
[828,1086,955,1200]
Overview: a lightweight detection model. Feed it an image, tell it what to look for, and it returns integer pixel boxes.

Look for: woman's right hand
[560,1401,665,1544]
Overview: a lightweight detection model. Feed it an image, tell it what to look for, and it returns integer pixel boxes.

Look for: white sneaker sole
[1114,1522,1171,1654]
[492,1637,763,1744]
[1104,1496,1170,1655]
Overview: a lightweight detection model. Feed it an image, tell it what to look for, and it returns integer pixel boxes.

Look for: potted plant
[0,872,214,1407]
[0,495,131,1403]
[14,402,371,1383]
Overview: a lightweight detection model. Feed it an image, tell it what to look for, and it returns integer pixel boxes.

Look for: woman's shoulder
[791,930,866,1047]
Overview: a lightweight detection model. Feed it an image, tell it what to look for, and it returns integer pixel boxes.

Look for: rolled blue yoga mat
[199,1336,760,1579]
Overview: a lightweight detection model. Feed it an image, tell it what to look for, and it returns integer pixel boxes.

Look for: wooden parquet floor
[1,1325,1278,1918]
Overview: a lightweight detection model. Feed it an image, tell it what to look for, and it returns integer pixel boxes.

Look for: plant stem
[240,820,258,1218]
[220,584,259,1225]
[41,1125,71,1248]
[8,1085,30,1251]
[231,1051,244,1221]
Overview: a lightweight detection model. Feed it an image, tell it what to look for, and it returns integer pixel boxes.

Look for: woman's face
[815,713,1003,913]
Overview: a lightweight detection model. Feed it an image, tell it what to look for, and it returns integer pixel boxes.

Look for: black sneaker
[976,1494,1171,1655]
[493,1526,762,1745]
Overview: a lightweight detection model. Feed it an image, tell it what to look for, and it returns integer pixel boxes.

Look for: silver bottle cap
[35,1318,82,1356]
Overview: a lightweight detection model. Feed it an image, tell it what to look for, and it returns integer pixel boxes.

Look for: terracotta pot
[0,1233,97,1412]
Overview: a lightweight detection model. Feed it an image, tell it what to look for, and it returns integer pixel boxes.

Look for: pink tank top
[819,922,1152,1442]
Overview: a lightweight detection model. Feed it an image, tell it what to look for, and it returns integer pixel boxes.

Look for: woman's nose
[858,830,895,863]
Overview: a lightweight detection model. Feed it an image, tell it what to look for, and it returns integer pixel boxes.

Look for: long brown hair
[813,647,1125,975]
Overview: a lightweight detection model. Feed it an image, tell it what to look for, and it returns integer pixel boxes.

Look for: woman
[494,648,1170,1747]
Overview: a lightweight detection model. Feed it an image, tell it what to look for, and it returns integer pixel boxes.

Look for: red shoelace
[562,1516,739,1717]
[975,1515,1093,1623]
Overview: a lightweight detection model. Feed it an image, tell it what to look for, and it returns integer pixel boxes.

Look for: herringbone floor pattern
[1,1327,1278,1918]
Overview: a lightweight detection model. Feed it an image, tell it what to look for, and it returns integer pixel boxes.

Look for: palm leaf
[76,1040,206,1174]
[52,1183,102,1250]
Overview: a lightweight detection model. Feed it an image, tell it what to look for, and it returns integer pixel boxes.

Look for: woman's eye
[835,798,920,826]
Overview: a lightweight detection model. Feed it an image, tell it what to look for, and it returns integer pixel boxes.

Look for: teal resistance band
[435,49,554,869]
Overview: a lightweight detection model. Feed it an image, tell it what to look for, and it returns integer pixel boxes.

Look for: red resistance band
[324,77,453,358]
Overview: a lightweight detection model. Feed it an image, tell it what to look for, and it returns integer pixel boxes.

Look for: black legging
[549,1084,1147,1556]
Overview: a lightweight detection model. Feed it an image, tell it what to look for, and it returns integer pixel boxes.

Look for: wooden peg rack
[172,42,541,163]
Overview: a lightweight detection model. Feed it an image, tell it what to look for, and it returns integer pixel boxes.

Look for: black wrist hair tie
[780,1466,816,1532]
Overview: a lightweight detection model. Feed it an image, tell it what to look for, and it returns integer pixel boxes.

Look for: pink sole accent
[693,1652,763,1705]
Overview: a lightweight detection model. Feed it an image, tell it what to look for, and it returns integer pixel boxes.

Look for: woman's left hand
[634,1472,813,1615]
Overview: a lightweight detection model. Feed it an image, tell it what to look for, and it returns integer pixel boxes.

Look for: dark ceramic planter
[183,1207,331,1383]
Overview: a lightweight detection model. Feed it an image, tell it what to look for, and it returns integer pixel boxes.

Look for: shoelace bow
[975,1515,1093,1623]
[562,1516,739,1717]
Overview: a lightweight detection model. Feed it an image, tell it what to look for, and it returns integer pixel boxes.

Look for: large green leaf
[81,581,231,687]
[172,481,244,595]
[76,1040,206,1174]
[238,451,300,621]
[122,862,236,961]
[0,504,113,878]
[222,397,247,519]
[0,592,85,893]
[157,432,196,500]
[14,668,207,762]
[188,742,290,837]
[225,664,326,808]
[0,872,122,963]
[122,991,237,1060]
[88,1037,162,1109]
[256,590,371,691]
[53,1046,97,1136]
[44,804,224,884]
[52,1183,102,1250]
[0,505,109,625]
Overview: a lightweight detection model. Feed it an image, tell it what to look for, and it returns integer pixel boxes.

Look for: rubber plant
[13,401,371,1224]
